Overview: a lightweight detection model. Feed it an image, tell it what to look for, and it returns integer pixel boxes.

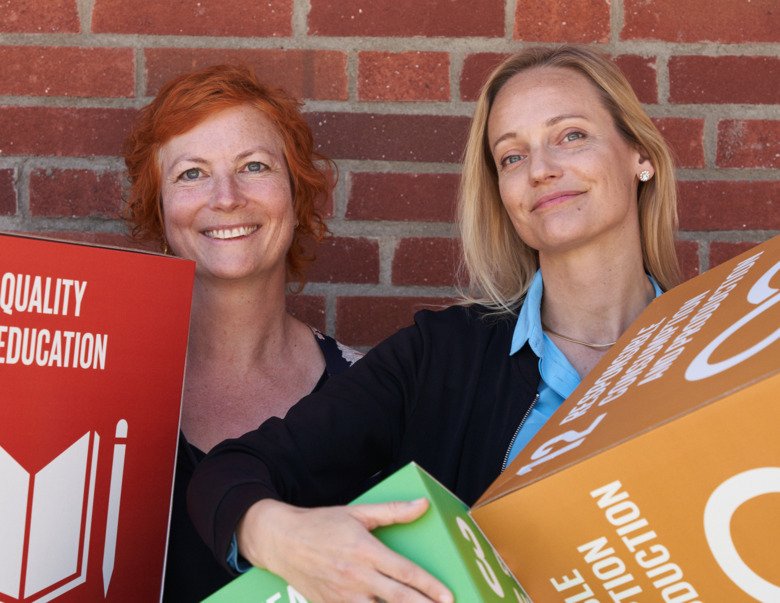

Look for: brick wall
[1,0,777,347]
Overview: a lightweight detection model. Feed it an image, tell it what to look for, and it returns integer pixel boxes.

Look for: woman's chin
[194,263,268,283]
[195,263,285,283]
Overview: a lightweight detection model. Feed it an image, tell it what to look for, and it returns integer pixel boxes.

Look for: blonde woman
[189,45,680,602]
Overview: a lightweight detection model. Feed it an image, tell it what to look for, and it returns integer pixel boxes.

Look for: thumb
[349,498,430,530]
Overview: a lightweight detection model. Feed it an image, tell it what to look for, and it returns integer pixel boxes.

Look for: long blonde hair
[458,45,680,314]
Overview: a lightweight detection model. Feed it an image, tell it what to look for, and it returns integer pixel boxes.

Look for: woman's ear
[636,148,654,181]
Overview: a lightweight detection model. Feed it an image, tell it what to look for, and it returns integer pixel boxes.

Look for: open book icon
[0,421,127,602]
[0,432,99,601]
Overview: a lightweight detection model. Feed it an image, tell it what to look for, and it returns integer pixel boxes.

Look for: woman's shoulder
[413,302,518,334]
[390,302,519,359]
[309,302,519,373]
[311,328,363,376]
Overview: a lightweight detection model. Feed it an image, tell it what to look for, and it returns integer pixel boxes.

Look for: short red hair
[123,64,332,285]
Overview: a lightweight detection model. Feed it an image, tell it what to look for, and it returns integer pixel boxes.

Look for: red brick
[0,47,134,98]
[0,107,136,157]
[306,236,379,284]
[315,190,334,220]
[675,240,700,281]
[460,53,509,101]
[307,113,470,163]
[613,55,657,104]
[145,49,347,101]
[93,0,292,36]
[336,296,454,348]
[0,0,79,32]
[28,231,145,249]
[392,238,461,287]
[652,118,705,169]
[347,173,459,222]
[0,169,16,215]
[461,53,657,104]
[711,241,767,271]
[29,169,123,217]
[308,0,503,37]
[678,181,780,231]
[359,52,449,102]
[286,294,326,332]
[623,0,778,43]
[669,56,779,104]
[515,0,610,42]
[306,168,335,220]
[717,121,780,169]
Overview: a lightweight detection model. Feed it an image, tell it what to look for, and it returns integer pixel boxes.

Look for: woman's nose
[528,146,562,184]
[209,174,246,210]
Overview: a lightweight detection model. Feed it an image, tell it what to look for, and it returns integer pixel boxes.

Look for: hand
[237,498,454,603]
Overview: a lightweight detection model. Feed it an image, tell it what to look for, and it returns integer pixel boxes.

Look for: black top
[163,330,359,602]
[188,304,541,573]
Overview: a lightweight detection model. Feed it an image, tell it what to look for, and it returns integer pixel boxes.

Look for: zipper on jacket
[502,393,540,472]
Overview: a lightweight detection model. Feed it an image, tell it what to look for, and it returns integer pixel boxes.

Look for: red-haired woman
[123,65,360,601]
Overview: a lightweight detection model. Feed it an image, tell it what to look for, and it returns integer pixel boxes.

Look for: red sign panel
[0,234,194,603]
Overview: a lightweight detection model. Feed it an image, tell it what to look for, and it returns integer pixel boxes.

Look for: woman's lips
[202,225,259,240]
[532,191,584,211]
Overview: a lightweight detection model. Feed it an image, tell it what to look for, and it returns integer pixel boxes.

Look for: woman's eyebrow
[233,146,276,162]
[167,154,207,168]
[546,113,586,126]
[491,114,587,152]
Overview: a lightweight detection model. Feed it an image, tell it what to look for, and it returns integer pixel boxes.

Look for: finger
[371,570,452,603]
[367,541,453,603]
[349,498,430,531]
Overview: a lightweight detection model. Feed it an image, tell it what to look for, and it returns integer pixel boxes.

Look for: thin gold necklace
[542,323,616,349]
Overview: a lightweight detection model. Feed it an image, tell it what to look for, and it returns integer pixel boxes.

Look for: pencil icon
[102,419,127,596]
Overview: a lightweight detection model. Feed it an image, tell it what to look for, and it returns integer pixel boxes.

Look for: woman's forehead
[159,104,284,163]
[493,67,599,110]
[487,67,610,137]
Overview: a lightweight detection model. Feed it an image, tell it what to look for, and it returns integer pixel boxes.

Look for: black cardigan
[188,304,540,570]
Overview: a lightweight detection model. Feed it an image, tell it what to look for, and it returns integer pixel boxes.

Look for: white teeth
[204,225,258,240]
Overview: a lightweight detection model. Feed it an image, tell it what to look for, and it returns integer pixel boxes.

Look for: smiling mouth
[533,191,584,211]
[203,225,259,240]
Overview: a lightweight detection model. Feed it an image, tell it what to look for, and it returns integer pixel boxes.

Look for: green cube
[204,463,529,602]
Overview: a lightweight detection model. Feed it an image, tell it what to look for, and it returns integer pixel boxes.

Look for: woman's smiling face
[159,104,295,283]
[487,66,652,258]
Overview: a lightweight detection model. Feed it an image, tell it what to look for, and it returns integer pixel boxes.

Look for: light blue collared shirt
[504,270,663,467]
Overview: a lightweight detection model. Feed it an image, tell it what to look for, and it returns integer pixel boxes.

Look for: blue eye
[501,154,524,167]
[245,161,267,173]
[564,131,585,142]
[179,168,201,181]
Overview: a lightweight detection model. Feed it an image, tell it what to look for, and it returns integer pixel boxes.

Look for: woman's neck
[539,242,654,347]
[186,273,294,370]
[179,274,326,451]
